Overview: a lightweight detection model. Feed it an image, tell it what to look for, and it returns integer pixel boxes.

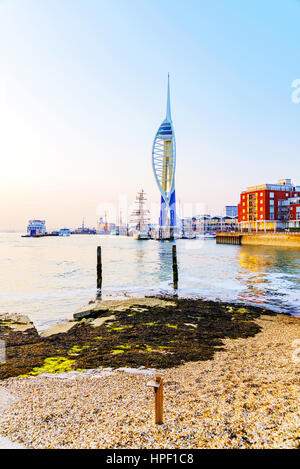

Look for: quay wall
[242,233,300,247]
[216,232,300,248]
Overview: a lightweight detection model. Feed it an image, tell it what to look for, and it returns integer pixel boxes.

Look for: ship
[97,212,111,235]
[22,220,60,238]
[131,190,151,240]
[71,219,96,235]
[25,220,46,237]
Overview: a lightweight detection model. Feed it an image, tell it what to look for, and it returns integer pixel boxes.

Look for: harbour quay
[216,232,300,247]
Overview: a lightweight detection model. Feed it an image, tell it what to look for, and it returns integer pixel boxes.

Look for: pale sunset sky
[0,0,300,230]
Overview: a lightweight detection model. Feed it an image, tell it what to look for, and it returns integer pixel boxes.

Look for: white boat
[59,228,71,236]
[26,220,46,236]
[196,232,216,239]
[181,232,197,239]
[133,229,150,240]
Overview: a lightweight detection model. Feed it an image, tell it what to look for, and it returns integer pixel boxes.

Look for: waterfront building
[27,220,46,236]
[224,205,238,218]
[238,178,300,231]
[207,216,238,232]
[289,196,300,229]
[181,215,238,233]
[152,75,177,239]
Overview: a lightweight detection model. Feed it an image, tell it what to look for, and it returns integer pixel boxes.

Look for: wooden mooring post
[97,246,102,294]
[172,244,178,290]
[146,376,164,424]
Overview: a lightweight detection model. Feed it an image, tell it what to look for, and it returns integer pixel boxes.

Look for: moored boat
[133,229,150,240]
[59,228,71,236]
[197,232,216,239]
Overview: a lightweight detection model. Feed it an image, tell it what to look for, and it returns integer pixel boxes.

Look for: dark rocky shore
[0,297,281,380]
[0,299,299,448]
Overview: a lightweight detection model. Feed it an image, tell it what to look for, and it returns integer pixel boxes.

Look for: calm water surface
[0,233,299,329]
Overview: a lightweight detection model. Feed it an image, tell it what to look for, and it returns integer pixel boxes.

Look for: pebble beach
[0,312,299,449]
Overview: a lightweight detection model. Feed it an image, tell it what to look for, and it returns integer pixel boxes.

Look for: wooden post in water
[146,376,164,424]
[97,246,102,294]
[172,244,178,290]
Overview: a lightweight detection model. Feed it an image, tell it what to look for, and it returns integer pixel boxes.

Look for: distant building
[238,178,300,231]
[205,216,238,232]
[181,215,238,233]
[27,220,46,236]
[224,206,238,218]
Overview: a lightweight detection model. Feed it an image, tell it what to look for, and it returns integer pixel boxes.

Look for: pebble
[0,314,299,449]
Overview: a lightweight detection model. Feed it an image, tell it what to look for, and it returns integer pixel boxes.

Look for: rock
[73,298,176,321]
[184,323,197,328]
[40,322,77,338]
[0,313,34,332]
[73,298,175,321]
[90,315,116,328]
[73,303,109,321]
[0,313,40,346]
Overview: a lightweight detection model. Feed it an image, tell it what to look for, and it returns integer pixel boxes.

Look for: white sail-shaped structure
[152,74,177,239]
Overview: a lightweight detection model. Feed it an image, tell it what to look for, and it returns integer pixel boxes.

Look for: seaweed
[0,298,278,379]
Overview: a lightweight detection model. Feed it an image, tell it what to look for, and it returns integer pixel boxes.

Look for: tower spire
[166,73,172,122]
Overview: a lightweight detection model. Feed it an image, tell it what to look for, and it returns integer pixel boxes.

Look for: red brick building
[238,179,300,231]
[289,198,300,228]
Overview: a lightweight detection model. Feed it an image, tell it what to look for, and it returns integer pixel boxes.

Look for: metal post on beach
[146,376,164,424]
[97,246,102,296]
[172,244,178,291]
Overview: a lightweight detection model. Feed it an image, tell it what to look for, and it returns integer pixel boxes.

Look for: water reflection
[237,245,300,310]
[157,242,174,284]
[135,244,145,274]
[237,250,271,304]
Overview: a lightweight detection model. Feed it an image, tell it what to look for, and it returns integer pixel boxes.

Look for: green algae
[19,357,76,378]
[68,345,90,356]
[108,325,133,331]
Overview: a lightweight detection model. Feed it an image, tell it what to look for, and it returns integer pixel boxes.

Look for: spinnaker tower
[152,74,177,239]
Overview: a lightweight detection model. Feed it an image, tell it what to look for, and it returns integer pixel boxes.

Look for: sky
[0,0,300,230]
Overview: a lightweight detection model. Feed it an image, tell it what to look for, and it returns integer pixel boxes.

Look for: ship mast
[130,189,150,231]
[104,211,109,232]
